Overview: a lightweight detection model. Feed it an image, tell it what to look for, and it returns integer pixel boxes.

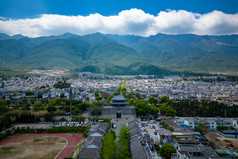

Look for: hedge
[0,130,11,141]
[15,126,86,134]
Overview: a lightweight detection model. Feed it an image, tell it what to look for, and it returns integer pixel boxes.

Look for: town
[0,72,238,159]
[1,73,238,105]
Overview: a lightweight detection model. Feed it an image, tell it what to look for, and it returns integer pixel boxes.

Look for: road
[111,118,127,137]
[144,123,159,143]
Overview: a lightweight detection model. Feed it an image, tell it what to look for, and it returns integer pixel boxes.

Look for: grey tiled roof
[79,148,101,159]
[83,137,103,149]
[178,145,219,159]
[111,95,126,101]
[157,128,172,135]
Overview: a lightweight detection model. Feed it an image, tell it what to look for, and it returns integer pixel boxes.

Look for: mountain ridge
[0,32,238,75]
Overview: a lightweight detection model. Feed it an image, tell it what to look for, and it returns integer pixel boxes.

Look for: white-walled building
[182,117,237,130]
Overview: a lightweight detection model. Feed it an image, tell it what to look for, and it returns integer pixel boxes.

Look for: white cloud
[0,9,238,37]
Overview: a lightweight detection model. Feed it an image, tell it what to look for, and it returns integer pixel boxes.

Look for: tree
[148,96,158,106]
[21,97,29,105]
[101,91,110,99]
[117,127,130,159]
[78,102,90,111]
[216,125,227,131]
[34,101,42,107]
[0,100,9,115]
[159,144,176,159]
[109,129,116,140]
[72,107,81,115]
[34,101,43,111]
[51,98,61,106]
[53,81,71,89]
[159,96,170,104]
[25,91,34,96]
[168,127,174,131]
[60,93,64,98]
[107,95,114,104]
[159,121,169,129]
[135,93,141,99]
[46,105,56,112]
[113,90,120,96]
[134,100,148,116]
[196,123,208,135]
[79,116,85,122]
[165,106,177,117]
[91,106,100,115]
[101,130,117,159]
[148,105,159,115]
[128,99,134,105]
[160,103,168,115]
[126,93,132,99]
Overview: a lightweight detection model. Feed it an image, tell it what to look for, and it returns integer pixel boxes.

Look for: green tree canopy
[0,100,9,115]
[101,91,110,99]
[128,98,134,105]
[148,96,159,106]
[117,126,130,159]
[168,126,174,131]
[165,106,177,117]
[126,93,132,99]
[135,93,141,99]
[196,123,208,135]
[107,95,114,104]
[101,130,117,159]
[53,81,71,89]
[91,106,100,115]
[148,105,159,115]
[160,96,170,104]
[160,103,169,115]
[159,144,176,159]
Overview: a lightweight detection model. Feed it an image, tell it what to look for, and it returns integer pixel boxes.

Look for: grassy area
[0,136,66,159]
[33,138,44,143]
[0,147,14,155]
[47,137,59,142]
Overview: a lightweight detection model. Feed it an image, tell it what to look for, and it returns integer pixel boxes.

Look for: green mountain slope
[108,33,238,72]
[0,33,170,75]
[0,32,238,74]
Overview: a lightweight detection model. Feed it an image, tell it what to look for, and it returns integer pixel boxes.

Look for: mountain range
[0,32,238,75]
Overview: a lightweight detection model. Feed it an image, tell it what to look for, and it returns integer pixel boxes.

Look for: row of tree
[171,99,238,117]
[101,127,130,159]
[157,96,238,117]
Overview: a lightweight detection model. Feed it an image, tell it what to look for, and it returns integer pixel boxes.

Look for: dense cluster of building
[126,78,238,105]
[79,122,109,159]
[128,118,154,159]
[0,75,237,106]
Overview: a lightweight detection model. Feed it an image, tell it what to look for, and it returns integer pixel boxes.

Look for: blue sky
[0,0,238,37]
[0,0,238,18]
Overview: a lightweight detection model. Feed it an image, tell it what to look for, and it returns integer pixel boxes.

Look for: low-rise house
[172,145,220,159]
[220,130,238,138]
[157,128,172,141]
[183,117,236,130]
[79,137,102,159]
[79,122,109,159]
[128,118,149,159]
[130,135,148,159]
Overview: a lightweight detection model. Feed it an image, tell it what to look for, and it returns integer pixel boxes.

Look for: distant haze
[0,9,238,37]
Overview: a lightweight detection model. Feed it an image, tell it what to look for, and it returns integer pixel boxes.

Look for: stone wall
[101,106,136,118]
